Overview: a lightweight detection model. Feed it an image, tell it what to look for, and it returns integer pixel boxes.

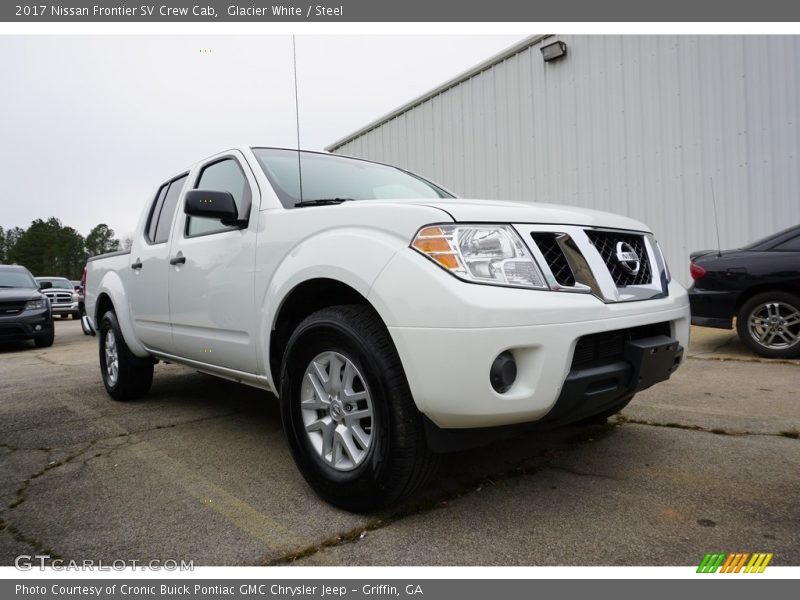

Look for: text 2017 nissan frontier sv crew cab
[83,147,689,510]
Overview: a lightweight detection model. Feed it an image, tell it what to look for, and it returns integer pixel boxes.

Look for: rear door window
[145,184,168,243]
[153,176,188,244]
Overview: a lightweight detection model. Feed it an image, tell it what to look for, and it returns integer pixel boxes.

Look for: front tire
[34,327,54,348]
[279,305,436,512]
[99,310,154,401]
[737,291,800,359]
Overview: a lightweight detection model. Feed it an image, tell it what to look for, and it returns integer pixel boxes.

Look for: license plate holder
[624,335,683,391]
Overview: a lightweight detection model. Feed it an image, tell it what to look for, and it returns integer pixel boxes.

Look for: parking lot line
[127,440,334,564]
[59,395,334,565]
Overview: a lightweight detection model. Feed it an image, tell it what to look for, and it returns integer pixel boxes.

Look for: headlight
[24,299,46,311]
[411,224,548,289]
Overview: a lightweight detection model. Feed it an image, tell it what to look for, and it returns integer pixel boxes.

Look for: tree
[85,224,120,257]
[2,226,24,264]
[8,218,86,279]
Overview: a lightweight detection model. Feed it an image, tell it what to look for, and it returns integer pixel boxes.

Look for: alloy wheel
[300,351,374,471]
[747,301,800,350]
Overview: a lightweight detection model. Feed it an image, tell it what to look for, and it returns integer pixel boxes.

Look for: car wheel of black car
[279,304,437,512]
[99,310,154,400]
[34,327,54,348]
[737,291,800,359]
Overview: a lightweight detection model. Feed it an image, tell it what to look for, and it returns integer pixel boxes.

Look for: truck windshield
[0,271,37,288]
[252,148,453,209]
[35,278,72,289]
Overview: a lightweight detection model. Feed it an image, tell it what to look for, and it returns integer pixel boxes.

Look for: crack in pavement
[0,405,232,435]
[545,465,623,481]
[32,353,77,368]
[0,441,99,559]
[2,410,239,514]
[0,410,238,561]
[262,423,620,565]
[614,415,800,439]
[1,516,61,560]
[0,409,237,438]
[687,336,739,358]
[262,413,798,565]
[687,354,800,367]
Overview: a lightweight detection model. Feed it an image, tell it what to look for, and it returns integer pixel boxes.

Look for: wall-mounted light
[541,41,567,63]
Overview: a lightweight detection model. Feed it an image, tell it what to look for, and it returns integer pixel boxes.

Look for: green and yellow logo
[697,552,773,573]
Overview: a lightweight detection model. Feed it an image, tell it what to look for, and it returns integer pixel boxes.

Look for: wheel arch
[93,272,149,357]
[734,282,800,314]
[268,277,393,387]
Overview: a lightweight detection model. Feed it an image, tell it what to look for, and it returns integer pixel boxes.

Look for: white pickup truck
[84,146,689,510]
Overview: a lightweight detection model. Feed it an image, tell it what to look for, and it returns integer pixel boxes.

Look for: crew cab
[83,147,690,510]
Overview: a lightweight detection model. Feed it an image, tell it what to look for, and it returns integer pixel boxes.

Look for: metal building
[326,35,800,285]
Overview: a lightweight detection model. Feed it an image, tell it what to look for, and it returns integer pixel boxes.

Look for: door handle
[169,255,186,266]
[130,261,143,270]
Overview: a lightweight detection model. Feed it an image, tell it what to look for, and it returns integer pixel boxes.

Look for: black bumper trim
[691,315,733,329]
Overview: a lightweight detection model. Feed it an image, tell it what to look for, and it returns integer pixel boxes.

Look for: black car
[688,225,800,358]
[0,265,54,347]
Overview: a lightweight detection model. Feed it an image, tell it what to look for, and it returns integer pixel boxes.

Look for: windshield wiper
[294,198,355,208]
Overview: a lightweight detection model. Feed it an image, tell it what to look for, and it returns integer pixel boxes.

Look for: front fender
[95,270,149,358]
[258,227,406,383]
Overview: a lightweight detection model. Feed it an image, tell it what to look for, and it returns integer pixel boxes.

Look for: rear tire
[279,304,437,512]
[99,310,154,401]
[736,291,800,359]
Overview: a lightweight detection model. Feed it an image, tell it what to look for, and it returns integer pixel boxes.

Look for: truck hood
[378,199,651,232]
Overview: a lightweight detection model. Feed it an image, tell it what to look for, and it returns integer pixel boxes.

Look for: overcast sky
[0,34,524,239]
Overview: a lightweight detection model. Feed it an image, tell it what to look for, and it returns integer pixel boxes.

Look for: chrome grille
[530,233,575,287]
[45,291,72,304]
[585,230,652,287]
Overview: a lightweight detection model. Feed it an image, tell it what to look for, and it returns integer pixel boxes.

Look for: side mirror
[184,189,241,225]
[39,282,52,290]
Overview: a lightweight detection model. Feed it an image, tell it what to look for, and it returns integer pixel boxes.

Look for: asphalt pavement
[0,319,798,566]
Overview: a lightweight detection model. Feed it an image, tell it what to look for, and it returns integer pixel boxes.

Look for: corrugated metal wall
[329,35,800,285]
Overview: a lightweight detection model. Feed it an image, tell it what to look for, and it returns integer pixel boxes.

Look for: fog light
[34,325,42,331]
[490,351,517,393]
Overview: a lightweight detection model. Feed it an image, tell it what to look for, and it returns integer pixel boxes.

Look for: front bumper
[370,249,690,429]
[389,307,688,428]
[50,301,80,315]
[0,308,53,342]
